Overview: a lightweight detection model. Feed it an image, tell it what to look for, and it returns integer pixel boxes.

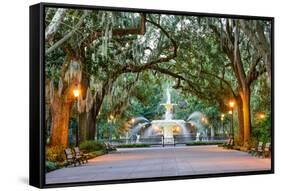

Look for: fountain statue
[160,87,176,120]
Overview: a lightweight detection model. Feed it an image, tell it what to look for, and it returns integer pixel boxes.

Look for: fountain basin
[151,120,187,144]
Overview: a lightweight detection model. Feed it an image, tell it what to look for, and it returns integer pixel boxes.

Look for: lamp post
[161,126,165,147]
[228,100,235,138]
[108,114,114,142]
[73,87,80,147]
[221,114,225,137]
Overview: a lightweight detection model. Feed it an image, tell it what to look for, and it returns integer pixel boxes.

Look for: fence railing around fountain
[173,134,227,145]
[103,136,164,146]
[100,135,228,147]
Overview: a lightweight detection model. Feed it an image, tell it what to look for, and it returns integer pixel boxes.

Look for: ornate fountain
[150,86,188,144]
[128,86,211,144]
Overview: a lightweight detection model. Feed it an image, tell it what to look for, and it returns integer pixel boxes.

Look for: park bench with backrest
[105,142,116,152]
[64,148,81,167]
[73,147,89,164]
[222,138,230,148]
[226,138,234,149]
[223,138,234,149]
[258,142,271,158]
[250,141,263,156]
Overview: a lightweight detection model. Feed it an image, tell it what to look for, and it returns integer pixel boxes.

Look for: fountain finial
[160,86,176,120]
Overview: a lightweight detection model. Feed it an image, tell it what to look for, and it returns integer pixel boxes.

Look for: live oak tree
[78,13,180,141]
[45,8,89,147]
[45,9,179,146]
[144,17,271,145]
[208,19,270,145]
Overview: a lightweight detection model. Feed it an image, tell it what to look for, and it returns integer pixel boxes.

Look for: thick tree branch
[200,70,236,97]
[81,13,146,49]
[247,62,267,84]
[210,21,245,89]
[119,17,178,74]
[145,18,178,57]
[149,66,186,80]
[45,8,66,42]
[246,55,262,83]
[240,20,272,79]
[150,66,213,100]
[46,11,88,54]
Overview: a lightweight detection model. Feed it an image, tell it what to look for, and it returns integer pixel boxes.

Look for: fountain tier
[151,119,187,144]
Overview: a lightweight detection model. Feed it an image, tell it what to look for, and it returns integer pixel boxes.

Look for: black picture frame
[30,2,274,188]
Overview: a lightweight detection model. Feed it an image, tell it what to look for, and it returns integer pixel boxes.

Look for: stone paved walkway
[46,145,271,184]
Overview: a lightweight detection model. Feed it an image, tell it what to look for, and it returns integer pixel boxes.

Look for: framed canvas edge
[30,3,45,188]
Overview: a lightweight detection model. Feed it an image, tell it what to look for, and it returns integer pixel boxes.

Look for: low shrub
[117,144,150,148]
[45,145,65,163]
[87,150,107,158]
[251,117,271,144]
[79,140,106,152]
[186,141,224,146]
[248,136,258,148]
[46,161,58,172]
[234,136,244,146]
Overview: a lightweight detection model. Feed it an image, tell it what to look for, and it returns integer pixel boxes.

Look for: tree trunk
[88,107,97,140]
[78,102,97,141]
[87,78,112,140]
[47,54,81,147]
[78,74,91,142]
[50,95,72,147]
[78,113,89,142]
[236,96,244,145]
[88,97,104,140]
[240,86,251,145]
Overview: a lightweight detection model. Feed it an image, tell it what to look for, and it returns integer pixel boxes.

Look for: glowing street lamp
[109,114,115,121]
[201,117,206,123]
[258,113,265,120]
[229,100,235,109]
[221,114,225,136]
[73,86,80,147]
[228,99,235,138]
[73,88,80,98]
